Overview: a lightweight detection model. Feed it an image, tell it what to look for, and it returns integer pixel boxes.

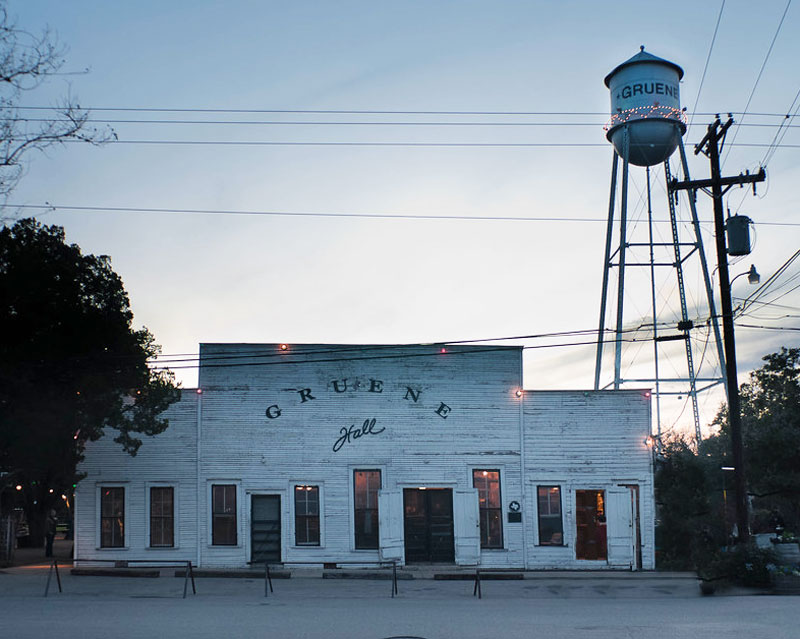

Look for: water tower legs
[594,151,618,392]
[594,137,725,443]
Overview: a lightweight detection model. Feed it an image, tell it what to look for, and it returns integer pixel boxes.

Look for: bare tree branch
[0,2,113,202]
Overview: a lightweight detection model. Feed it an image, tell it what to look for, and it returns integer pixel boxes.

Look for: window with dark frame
[537,485,564,546]
[294,485,320,546]
[150,486,174,548]
[354,470,381,549]
[472,469,503,548]
[211,484,237,546]
[100,487,124,548]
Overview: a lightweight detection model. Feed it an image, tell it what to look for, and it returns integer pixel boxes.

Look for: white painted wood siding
[522,390,655,570]
[75,389,198,564]
[196,343,525,568]
[75,345,654,572]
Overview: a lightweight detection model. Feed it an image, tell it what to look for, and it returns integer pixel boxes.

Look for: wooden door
[251,495,281,563]
[403,489,455,563]
[575,489,607,561]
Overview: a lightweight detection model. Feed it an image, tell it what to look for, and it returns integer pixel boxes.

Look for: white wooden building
[75,343,655,570]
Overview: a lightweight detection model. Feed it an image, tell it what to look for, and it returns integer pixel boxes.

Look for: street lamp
[730,264,760,286]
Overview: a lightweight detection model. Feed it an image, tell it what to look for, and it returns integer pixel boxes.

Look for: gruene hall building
[76,343,654,570]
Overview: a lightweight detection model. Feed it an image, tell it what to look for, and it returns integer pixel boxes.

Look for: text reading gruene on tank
[616,81,678,99]
[264,378,453,420]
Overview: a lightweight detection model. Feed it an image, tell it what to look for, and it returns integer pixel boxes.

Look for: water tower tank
[605,47,686,167]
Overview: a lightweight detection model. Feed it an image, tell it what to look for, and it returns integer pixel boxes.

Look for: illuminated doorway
[575,490,607,560]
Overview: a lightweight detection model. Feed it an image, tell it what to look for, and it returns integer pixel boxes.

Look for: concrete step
[322,570,413,580]
[71,567,159,578]
[174,568,291,579]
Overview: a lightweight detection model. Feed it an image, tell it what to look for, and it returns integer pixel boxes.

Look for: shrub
[696,545,776,587]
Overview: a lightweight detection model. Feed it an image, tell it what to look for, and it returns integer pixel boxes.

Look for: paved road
[0,565,795,639]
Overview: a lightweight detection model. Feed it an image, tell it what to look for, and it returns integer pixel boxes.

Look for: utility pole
[670,115,765,545]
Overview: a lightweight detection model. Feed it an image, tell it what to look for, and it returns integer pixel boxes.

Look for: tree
[657,346,800,568]
[712,347,800,532]
[0,1,112,203]
[0,219,179,544]
[654,434,718,568]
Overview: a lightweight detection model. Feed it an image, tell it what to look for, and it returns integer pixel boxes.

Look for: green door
[251,495,281,563]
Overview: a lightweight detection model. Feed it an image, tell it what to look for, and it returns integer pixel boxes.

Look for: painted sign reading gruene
[264,378,452,421]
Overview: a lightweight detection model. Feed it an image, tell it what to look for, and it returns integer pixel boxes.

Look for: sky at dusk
[7,1,800,438]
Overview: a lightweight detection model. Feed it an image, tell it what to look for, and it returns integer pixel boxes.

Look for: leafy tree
[0,0,112,203]
[712,347,800,532]
[655,434,719,568]
[0,219,179,544]
[657,346,800,568]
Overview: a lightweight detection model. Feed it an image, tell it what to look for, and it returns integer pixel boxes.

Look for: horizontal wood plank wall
[197,343,524,568]
[75,345,655,571]
[75,389,198,563]
[523,390,655,570]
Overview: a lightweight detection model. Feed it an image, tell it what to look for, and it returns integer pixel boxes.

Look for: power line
[23,319,672,367]
[150,320,791,373]
[16,116,800,129]
[738,311,800,320]
[150,336,659,372]
[756,282,800,308]
[52,138,800,149]
[736,323,800,332]
[11,203,800,226]
[723,0,793,167]
[687,0,726,136]
[14,105,800,118]
[61,139,611,148]
[7,203,614,223]
[762,85,800,166]
[16,106,615,116]
[735,297,800,313]
[739,248,800,315]
[150,325,664,366]
[17,118,612,127]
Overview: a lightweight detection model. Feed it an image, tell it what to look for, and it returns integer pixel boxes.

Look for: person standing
[45,509,57,558]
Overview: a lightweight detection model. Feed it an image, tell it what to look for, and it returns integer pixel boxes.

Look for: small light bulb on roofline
[196,388,203,394]
[279,344,289,351]
[515,389,523,398]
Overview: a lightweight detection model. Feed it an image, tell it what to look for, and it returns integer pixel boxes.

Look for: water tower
[605,47,685,166]
[594,48,725,442]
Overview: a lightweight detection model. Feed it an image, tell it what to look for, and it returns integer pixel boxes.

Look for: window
[100,487,125,548]
[472,470,503,548]
[150,487,174,548]
[354,470,381,549]
[212,484,237,546]
[294,485,320,546]
[537,486,564,546]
